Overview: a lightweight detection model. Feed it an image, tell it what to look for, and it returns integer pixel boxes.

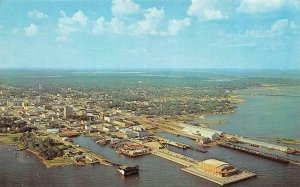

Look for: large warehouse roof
[202,159,229,168]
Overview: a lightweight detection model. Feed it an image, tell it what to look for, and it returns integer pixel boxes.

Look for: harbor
[216,141,300,166]
[182,165,256,186]
[150,148,256,185]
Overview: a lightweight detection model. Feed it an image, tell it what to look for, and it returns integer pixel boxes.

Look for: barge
[117,165,139,176]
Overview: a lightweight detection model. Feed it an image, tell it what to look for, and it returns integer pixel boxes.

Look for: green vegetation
[0,133,22,145]
[44,157,74,167]
[19,132,66,160]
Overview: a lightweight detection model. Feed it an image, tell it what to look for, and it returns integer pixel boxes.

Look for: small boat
[117,165,139,176]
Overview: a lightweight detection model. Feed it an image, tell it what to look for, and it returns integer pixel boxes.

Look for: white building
[179,123,222,140]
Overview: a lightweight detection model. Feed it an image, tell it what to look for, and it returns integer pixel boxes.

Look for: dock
[150,147,256,185]
[217,141,300,166]
[182,165,256,186]
[160,139,190,149]
[151,149,197,167]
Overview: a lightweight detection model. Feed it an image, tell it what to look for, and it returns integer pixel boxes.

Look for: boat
[117,165,139,176]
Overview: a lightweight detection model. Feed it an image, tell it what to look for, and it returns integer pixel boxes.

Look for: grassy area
[44,157,75,167]
[0,133,22,145]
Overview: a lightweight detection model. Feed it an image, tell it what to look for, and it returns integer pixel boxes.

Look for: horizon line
[0,67,299,71]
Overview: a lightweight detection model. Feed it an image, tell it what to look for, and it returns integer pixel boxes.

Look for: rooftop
[202,159,229,168]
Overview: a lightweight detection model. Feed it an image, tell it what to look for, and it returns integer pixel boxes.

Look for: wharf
[182,165,256,186]
[151,149,197,167]
[217,141,300,166]
[160,139,190,149]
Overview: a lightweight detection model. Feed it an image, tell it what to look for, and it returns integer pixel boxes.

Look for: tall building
[0,84,3,98]
[38,84,43,90]
[64,106,74,119]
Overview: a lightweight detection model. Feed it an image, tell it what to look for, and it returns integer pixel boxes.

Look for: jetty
[160,139,190,149]
[148,143,256,185]
[217,141,300,166]
[182,165,256,186]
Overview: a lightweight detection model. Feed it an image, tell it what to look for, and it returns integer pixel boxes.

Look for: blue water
[194,86,300,140]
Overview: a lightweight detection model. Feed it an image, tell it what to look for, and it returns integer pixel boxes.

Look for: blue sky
[0,0,299,69]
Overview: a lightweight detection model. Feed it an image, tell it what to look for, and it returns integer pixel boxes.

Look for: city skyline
[0,0,299,70]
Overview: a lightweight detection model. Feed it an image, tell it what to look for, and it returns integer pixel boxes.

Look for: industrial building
[239,137,290,152]
[179,123,223,140]
[199,159,238,177]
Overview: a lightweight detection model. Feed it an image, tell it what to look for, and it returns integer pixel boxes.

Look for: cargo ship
[117,165,139,176]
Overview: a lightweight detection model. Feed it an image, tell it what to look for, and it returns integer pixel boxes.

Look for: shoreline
[0,133,114,168]
[25,148,75,168]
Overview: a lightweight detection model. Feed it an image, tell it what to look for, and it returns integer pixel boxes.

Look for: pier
[217,141,300,166]
[160,139,190,149]
[182,166,256,186]
[151,149,197,167]
[150,147,256,185]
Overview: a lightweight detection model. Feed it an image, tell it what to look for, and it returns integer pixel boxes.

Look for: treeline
[135,100,235,116]
[19,132,66,160]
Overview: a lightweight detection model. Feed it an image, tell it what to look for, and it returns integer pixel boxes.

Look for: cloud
[60,4,190,39]
[131,7,164,35]
[72,10,88,26]
[28,10,48,19]
[92,17,105,34]
[187,0,227,20]
[91,16,125,35]
[24,23,38,37]
[110,17,125,34]
[167,18,191,36]
[246,18,297,38]
[57,10,89,41]
[271,19,297,35]
[238,0,299,13]
[112,0,140,16]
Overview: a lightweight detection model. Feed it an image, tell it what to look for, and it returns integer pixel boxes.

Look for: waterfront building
[180,123,222,140]
[239,137,289,152]
[196,137,211,144]
[199,159,238,177]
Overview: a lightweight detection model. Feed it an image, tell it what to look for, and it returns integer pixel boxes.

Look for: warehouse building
[199,159,238,177]
[179,123,223,140]
[239,137,289,152]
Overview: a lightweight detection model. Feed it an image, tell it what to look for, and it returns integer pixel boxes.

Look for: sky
[0,0,299,70]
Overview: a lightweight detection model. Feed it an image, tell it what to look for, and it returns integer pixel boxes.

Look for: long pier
[151,149,197,167]
[151,148,256,186]
[160,139,190,149]
[217,141,300,166]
